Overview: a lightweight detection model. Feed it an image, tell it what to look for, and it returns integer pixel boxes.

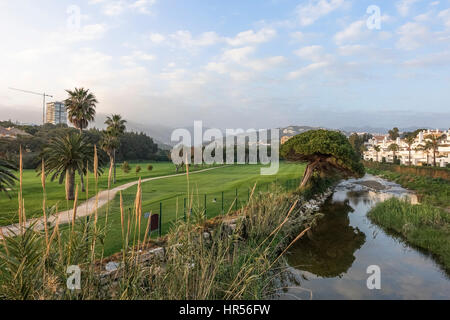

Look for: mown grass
[365,167,450,208]
[0,162,216,226]
[368,198,450,272]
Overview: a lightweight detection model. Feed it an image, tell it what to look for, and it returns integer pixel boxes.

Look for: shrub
[122,161,130,173]
[135,165,141,174]
[147,164,153,171]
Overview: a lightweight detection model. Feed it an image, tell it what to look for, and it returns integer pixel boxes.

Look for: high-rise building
[46,102,67,125]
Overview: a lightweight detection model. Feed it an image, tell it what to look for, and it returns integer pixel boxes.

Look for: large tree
[41,133,101,200]
[64,88,98,132]
[104,114,126,184]
[281,130,365,188]
[0,159,17,197]
[388,127,400,141]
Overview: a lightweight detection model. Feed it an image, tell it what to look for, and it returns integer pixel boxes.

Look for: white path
[0,166,226,238]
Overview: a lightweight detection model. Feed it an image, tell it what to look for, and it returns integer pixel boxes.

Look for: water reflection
[288,199,366,278]
[280,175,450,300]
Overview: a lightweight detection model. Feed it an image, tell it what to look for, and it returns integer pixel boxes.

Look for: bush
[122,161,130,173]
[135,165,141,174]
[147,164,153,171]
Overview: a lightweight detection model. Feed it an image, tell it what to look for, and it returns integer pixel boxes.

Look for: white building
[46,102,67,125]
[364,129,450,167]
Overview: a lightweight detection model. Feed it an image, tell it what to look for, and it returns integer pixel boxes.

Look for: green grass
[96,162,305,256]
[366,167,450,208]
[368,198,450,272]
[0,162,216,226]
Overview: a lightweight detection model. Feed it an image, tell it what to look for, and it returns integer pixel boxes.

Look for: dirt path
[0,166,226,238]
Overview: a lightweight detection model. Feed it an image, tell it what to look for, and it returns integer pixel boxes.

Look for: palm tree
[426,134,445,166]
[373,145,381,162]
[101,133,119,186]
[0,159,17,197]
[64,88,98,132]
[41,133,101,200]
[388,143,399,163]
[104,114,127,184]
[405,135,416,165]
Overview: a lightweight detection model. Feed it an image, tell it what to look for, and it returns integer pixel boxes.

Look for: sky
[0,0,449,131]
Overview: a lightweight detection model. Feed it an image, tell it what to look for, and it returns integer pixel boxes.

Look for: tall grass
[0,156,322,300]
[368,198,450,272]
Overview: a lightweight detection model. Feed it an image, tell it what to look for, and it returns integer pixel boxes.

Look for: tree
[147,164,153,171]
[64,88,98,132]
[280,130,365,188]
[101,133,119,186]
[122,162,131,174]
[135,165,141,175]
[404,135,416,165]
[104,114,126,184]
[0,159,17,197]
[373,145,381,162]
[41,133,101,200]
[388,127,400,141]
[426,134,446,166]
[388,143,399,163]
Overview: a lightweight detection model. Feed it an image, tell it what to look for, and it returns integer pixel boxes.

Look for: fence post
[159,202,162,237]
[184,198,186,221]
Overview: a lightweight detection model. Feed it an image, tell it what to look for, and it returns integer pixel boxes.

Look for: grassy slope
[368,198,450,272]
[0,162,215,225]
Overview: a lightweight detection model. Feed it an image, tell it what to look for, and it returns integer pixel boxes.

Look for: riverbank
[368,198,450,273]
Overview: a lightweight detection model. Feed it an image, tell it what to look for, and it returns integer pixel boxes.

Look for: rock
[105,261,120,272]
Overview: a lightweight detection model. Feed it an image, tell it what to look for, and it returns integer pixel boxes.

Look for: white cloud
[334,20,366,45]
[438,9,450,28]
[226,28,276,46]
[149,33,165,44]
[287,61,330,79]
[90,0,156,16]
[296,0,346,26]
[396,0,420,17]
[396,22,430,50]
[121,50,155,67]
[170,30,221,48]
[294,45,324,61]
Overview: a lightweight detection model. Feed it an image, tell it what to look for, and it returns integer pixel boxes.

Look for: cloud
[169,30,222,48]
[396,0,420,17]
[396,22,430,50]
[149,32,165,44]
[296,0,346,26]
[334,20,366,45]
[90,0,156,16]
[225,28,276,46]
[438,9,450,28]
[121,50,156,67]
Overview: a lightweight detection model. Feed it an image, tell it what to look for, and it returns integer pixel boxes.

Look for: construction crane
[8,87,53,125]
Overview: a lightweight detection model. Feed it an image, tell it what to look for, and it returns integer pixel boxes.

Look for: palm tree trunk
[113,149,116,184]
[67,170,75,200]
[80,172,85,192]
[433,150,437,167]
[300,159,320,188]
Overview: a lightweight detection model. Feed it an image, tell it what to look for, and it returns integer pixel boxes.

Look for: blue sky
[0,0,449,130]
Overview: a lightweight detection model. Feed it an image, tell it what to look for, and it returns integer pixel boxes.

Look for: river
[278,174,450,300]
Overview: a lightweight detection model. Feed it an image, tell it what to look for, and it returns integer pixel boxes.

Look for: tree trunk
[433,150,437,167]
[67,170,75,200]
[113,149,117,184]
[108,155,114,189]
[80,172,85,192]
[300,159,320,188]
